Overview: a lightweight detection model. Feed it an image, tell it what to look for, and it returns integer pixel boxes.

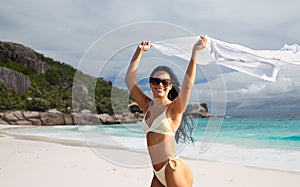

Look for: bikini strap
[168,155,181,170]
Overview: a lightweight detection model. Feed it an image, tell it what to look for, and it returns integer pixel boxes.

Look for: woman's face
[150,70,172,98]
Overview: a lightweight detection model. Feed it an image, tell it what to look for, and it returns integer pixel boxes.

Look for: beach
[1,126,299,187]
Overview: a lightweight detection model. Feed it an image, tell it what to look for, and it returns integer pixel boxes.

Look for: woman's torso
[141,105,179,171]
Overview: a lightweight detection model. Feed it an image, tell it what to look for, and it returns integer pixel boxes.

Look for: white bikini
[141,106,181,186]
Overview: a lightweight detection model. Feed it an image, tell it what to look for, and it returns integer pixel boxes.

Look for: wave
[267,135,300,142]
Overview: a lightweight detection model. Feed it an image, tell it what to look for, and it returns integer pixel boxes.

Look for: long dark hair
[150,66,195,144]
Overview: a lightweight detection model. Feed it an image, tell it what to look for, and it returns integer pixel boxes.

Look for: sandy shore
[0,127,299,187]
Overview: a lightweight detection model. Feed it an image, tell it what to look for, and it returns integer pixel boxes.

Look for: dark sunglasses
[149,77,172,87]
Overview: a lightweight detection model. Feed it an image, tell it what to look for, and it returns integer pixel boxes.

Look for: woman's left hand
[193,35,207,52]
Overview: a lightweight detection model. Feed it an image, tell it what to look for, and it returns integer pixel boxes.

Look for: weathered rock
[28,118,42,126]
[0,118,9,125]
[98,113,112,124]
[0,109,145,126]
[134,112,144,120]
[3,112,19,122]
[114,114,123,120]
[11,111,25,120]
[40,112,65,125]
[63,114,74,125]
[20,111,42,125]
[0,67,31,94]
[0,42,48,74]
[22,111,40,119]
[121,113,139,123]
[0,111,32,125]
[11,120,32,126]
[128,102,143,113]
[200,103,208,113]
[109,114,133,124]
[72,113,101,125]
[189,103,213,118]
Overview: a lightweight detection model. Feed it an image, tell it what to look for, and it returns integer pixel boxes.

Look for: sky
[1,0,300,117]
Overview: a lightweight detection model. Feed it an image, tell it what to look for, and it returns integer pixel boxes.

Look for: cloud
[1,0,300,116]
[219,64,300,116]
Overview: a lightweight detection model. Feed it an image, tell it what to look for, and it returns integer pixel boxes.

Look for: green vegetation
[0,51,130,114]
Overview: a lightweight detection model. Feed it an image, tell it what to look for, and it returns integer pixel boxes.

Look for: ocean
[2,117,300,172]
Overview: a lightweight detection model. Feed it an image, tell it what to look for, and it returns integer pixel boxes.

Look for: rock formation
[0,102,217,126]
[0,41,48,74]
[128,102,143,113]
[0,67,31,94]
[189,103,214,118]
[0,110,140,126]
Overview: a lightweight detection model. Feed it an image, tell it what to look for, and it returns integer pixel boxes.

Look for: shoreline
[6,133,300,175]
[1,124,300,174]
[1,127,300,187]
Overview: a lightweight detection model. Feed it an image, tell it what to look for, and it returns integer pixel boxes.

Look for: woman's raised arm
[171,36,207,114]
[125,41,152,112]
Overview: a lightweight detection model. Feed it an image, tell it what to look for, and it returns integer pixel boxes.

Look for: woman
[125,36,207,187]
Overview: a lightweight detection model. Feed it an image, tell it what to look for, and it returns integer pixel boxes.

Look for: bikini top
[141,107,175,136]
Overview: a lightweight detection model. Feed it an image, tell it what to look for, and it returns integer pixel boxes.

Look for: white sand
[0,131,299,187]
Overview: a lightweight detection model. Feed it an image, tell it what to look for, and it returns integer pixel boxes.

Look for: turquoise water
[195,118,300,151]
[2,117,300,171]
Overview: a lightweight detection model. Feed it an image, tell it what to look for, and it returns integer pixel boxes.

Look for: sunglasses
[149,77,172,87]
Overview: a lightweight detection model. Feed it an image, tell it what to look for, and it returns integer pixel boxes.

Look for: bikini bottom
[153,155,182,186]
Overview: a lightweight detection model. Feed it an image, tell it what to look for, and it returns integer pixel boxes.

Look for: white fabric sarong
[152,36,300,81]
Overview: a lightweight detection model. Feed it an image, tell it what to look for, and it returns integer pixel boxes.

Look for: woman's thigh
[165,159,193,187]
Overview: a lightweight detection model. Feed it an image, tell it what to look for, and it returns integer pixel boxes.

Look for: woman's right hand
[138,41,152,52]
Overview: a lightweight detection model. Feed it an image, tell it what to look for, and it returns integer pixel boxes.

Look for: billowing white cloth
[152,36,300,81]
